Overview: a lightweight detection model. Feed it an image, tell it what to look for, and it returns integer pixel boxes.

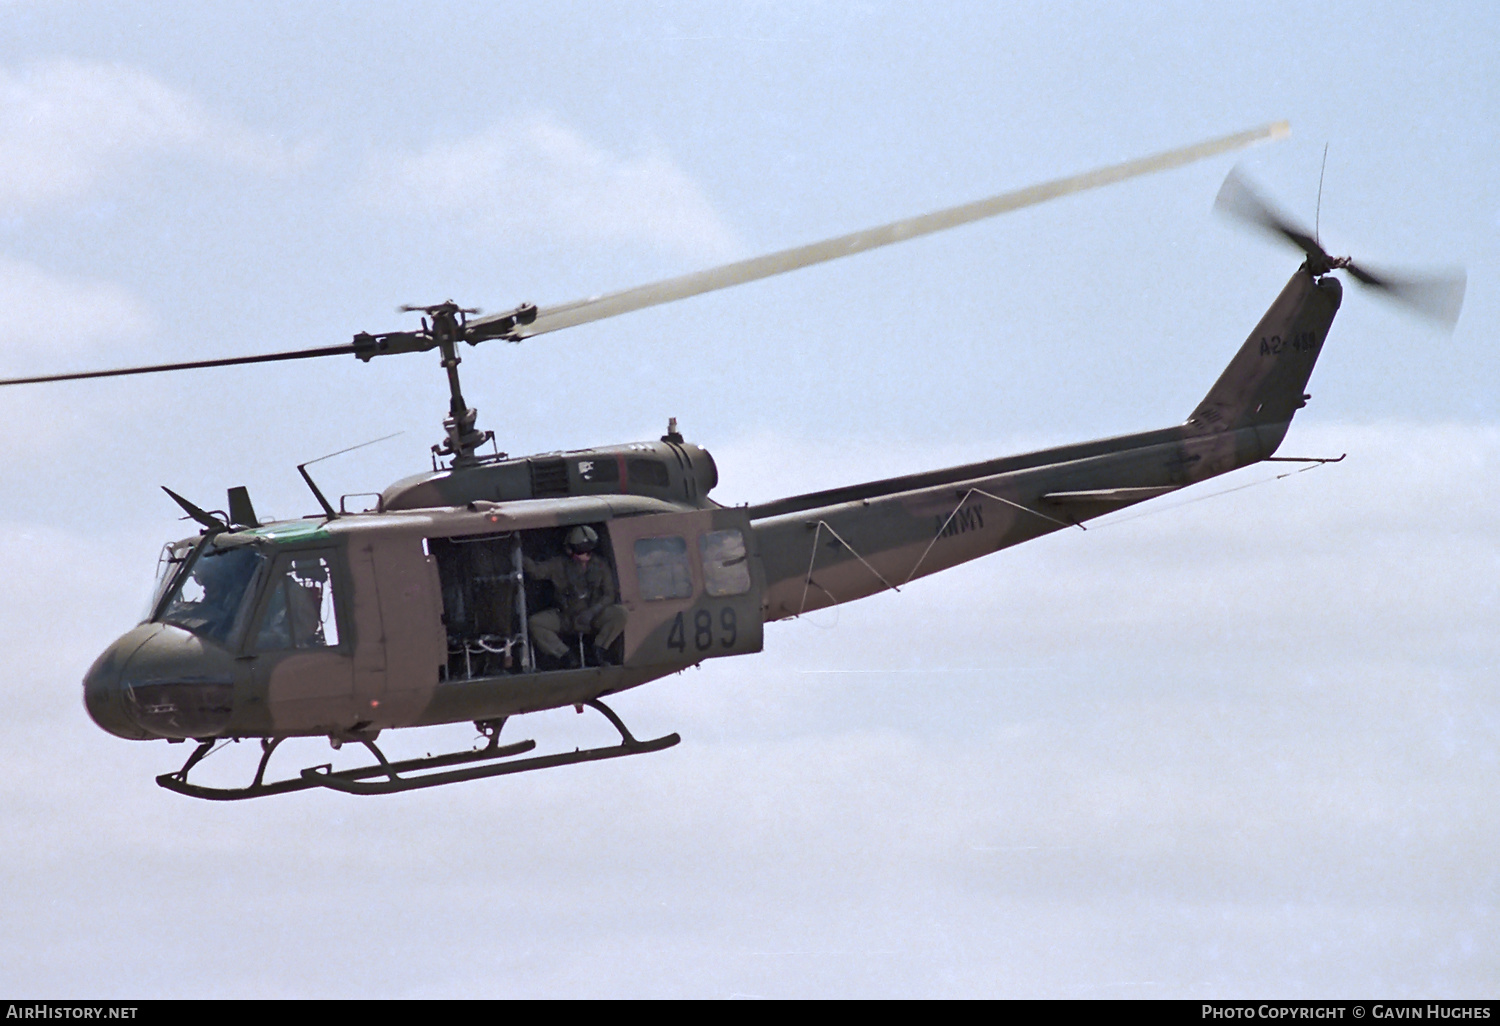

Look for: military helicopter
[5,121,1466,800]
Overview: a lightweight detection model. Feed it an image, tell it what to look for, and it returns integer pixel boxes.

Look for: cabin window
[255,553,341,650]
[634,536,693,600]
[700,529,751,597]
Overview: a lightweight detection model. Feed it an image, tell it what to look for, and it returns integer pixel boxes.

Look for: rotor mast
[415,301,490,465]
[360,299,537,467]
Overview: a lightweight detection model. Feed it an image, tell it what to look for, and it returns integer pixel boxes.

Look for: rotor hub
[383,300,537,466]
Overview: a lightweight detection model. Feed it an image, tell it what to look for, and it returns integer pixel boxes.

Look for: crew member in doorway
[523,525,626,668]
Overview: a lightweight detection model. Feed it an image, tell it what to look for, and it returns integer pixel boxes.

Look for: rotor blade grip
[507,121,1289,339]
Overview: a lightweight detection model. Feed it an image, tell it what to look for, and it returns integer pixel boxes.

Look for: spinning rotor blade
[1215,168,1467,330]
[1214,168,1321,256]
[0,122,1289,390]
[0,343,360,387]
[476,121,1290,340]
[1342,264,1467,330]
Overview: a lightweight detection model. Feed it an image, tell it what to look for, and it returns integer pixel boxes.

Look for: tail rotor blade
[1346,264,1467,329]
[1217,168,1467,331]
[1215,168,1324,259]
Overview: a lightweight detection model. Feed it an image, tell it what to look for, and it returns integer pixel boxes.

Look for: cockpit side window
[254,553,341,650]
[157,544,266,645]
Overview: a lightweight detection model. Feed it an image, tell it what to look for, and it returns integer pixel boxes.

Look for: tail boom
[750,268,1343,621]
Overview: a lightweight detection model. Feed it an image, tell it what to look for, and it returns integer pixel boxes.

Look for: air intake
[528,458,569,498]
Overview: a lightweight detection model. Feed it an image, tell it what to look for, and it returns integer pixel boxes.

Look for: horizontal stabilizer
[1042,485,1180,507]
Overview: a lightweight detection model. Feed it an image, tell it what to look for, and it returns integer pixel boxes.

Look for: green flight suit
[522,552,627,659]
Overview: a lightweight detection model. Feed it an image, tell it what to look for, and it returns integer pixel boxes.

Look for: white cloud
[360,115,741,260]
[0,255,153,360]
[0,59,300,209]
[0,256,157,468]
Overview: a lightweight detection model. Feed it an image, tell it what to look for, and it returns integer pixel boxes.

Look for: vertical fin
[1188,269,1343,436]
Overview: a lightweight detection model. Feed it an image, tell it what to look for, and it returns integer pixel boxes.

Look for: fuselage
[84,442,757,742]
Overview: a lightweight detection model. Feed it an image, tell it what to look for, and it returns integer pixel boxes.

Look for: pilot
[522,525,626,668]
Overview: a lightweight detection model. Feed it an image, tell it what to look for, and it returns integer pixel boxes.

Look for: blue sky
[0,1,1495,997]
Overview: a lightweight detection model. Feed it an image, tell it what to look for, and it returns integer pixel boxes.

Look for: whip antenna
[1315,142,1328,247]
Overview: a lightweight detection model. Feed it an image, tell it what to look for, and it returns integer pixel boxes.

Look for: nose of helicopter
[83,624,159,740]
[82,623,238,740]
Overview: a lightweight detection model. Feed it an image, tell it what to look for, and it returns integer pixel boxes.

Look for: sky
[0,0,1496,998]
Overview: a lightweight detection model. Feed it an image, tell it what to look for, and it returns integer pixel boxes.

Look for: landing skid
[155,699,680,801]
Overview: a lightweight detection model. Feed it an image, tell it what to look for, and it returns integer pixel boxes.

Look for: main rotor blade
[479,121,1289,340]
[0,343,360,387]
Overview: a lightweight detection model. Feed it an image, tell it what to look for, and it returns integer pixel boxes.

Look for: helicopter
[6,120,1466,800]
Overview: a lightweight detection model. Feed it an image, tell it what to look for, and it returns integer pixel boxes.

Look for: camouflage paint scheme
[755,271,1340,617]
[83,268,1340,748]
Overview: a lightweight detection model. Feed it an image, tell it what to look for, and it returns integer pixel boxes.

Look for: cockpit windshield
[144,539,195,622]
[156,543,266,645]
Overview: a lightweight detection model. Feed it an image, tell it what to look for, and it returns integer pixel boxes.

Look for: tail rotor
[1215,168,1466,330]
